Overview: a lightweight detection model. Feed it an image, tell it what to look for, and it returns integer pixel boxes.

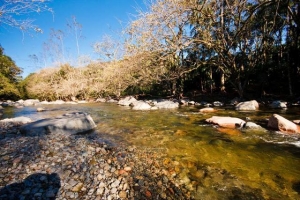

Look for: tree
[0,46,22,99]
[0,0,53,32]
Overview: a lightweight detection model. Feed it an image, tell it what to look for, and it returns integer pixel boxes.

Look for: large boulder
[20,112,96,136]
[131,101,152,110]
[118,96,137,106]
[235,100,259,111]
[206,116,245,128]
[267,114,300,134]
[155,100,179,109]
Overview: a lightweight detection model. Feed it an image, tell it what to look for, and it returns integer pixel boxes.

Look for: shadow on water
[0,173,61,200]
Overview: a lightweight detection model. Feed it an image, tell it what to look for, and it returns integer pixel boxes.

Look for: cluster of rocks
[203,100,300,135]
[0,112,192,199]
[1,96,299,111]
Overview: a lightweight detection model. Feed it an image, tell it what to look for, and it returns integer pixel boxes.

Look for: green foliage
[0,46,23,99]
[0,73,21,100]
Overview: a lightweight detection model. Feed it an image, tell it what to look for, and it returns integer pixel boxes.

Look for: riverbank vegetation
[1,0,300,101]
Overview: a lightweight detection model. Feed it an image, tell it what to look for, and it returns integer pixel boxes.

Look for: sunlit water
[2,103,300,199]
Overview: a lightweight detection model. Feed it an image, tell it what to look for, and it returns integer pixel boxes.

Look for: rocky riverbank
[0,124,192,199]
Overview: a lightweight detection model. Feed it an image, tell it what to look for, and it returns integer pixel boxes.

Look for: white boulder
[235,100,259,111]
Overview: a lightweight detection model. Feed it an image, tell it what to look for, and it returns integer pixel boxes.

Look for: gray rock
[244,122,263,129]
[0,116,32,124]
[96,98,106,102]
[188,101,195,105]
[23,99,40,106]
[20,112,96,136]
[118,96,137,106]
[235,100,259,111]
[131,101,151,110]
[155,100,179,109]
[213,101,224,107]
[270,100,287,109]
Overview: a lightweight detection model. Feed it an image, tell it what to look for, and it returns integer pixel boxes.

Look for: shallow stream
[2,103,300,199]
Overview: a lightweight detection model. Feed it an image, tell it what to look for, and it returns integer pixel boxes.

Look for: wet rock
[235,100,259,111]
[267,114,300,134]
[244,122,263,129]
[213,101,223,107]
[20,112,96,136]
[206,116,245,128]
[270,101,287,109]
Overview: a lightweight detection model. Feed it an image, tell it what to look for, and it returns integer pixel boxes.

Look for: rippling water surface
[3,103,300,199]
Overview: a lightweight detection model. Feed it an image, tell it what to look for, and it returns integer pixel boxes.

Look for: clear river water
[2,103,300,199]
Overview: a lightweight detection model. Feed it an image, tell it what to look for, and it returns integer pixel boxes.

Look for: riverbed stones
[235,100,259,111]
[206,116,246,128]
[20,112,96,136]
[267,114,300,134]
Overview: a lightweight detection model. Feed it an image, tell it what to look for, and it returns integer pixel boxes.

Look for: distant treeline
[1,0,299,100]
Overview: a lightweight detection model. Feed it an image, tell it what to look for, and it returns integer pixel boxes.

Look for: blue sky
[0,0,147,78]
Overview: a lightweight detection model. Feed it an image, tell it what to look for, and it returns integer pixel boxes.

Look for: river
[2,102,300,199]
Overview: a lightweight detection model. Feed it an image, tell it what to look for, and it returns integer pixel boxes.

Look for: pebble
[0,126,192,199]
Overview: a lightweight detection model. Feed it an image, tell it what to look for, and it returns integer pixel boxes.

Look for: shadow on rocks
[0,173,61,200]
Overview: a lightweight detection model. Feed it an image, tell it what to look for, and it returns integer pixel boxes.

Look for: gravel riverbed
[0,124,191,200]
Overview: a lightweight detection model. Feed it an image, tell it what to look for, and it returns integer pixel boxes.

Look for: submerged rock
[199,108,216,113]
[244,122,263,129]
[206,116,245,128]
[267,114,300,134]
[235,100,259,111]
[20,112,96,136]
